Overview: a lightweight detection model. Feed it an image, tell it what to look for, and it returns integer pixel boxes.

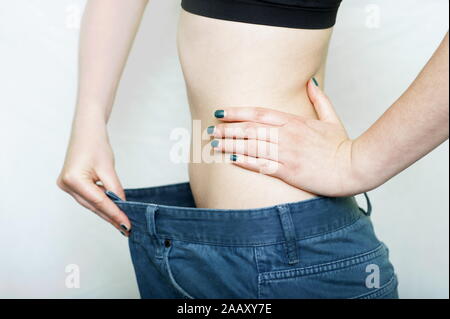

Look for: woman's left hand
[209,79,366,197]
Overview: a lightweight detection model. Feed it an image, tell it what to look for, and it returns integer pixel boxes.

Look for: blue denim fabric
[106,183,398,299]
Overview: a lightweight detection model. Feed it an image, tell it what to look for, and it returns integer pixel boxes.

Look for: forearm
[58,1,149,231]
[73,0,148,131]
[353,33,449,190]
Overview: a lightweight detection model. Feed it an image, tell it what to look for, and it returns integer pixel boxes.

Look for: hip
[106,183,398,299]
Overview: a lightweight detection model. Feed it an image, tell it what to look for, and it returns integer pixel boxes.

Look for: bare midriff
[177,10,333,209]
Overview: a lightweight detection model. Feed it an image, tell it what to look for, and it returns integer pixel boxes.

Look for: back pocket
[258,243,398,299]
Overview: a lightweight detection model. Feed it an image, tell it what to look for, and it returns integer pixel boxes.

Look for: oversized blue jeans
[106,182,398,299]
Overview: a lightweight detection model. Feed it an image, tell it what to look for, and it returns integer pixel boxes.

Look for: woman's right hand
[57,0,151,236]
[57,125,131,236]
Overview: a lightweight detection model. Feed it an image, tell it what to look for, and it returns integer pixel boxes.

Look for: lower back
[177,10,333,209]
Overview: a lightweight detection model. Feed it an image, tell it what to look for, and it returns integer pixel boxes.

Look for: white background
[0,0,448,298]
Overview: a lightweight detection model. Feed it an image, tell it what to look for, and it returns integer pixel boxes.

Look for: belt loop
[362,192,372,216]
[145,205,159,238]
[276,205,299,265]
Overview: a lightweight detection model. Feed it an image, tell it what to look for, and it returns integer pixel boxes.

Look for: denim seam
[124,182,191,193]
[128,229,145,245]
[163,246,195,299]
[145,206,159,238]
[350,275,398,299]
[260,243,385,282]
[117,202,287,215]
[298,214,363,243]
[277,205,300,265]
[116,201,280,216]
[112,195,347,215]
[129,214,361,247]
[128,239,168,280]
[154,237,285,247]
[289,251,387,281]
[298,215,361,242]
[259,243,386,282]
[254,247,262,299]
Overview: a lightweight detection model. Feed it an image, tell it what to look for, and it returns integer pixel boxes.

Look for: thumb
[307,78,342,124]
[97,169,126,201]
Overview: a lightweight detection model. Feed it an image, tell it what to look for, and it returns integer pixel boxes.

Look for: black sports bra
[181,0,342,29]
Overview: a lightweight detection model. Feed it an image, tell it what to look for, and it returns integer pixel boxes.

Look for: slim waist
[106,182,368,246]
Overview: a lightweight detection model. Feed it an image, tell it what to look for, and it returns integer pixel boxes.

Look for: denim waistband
[106,182,365,246]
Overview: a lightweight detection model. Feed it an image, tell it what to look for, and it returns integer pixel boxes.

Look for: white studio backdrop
[0,0,448,298]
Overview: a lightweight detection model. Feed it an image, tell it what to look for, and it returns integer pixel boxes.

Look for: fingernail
[120,224,129,232]
[214,110,225,118]
[312,77,319,87]
[120,230,127,237]
[230,154,238,162]
[211,140,219,148]
[207,126,215,134]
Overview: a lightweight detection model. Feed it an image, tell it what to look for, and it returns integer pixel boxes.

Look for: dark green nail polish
[312,77,319,87]
[120,230,127,237]
[230,154,238,162]
[214,110,225,118]
[211,140,219,148]
[120,224,129,231]
[207,126,215,134]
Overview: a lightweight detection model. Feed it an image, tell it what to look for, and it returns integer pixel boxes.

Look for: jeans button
[164,239,171,248]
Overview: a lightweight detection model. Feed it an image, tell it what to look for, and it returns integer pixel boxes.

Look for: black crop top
[181,0,342,29]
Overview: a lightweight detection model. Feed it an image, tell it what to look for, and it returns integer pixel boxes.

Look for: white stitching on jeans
[259,243,386,282]
[164,245,195,299]
[350,275,398,299]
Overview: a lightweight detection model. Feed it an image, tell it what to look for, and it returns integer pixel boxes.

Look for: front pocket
[164,240,259,299]
[258,244,397,299]
[164,246,195,299]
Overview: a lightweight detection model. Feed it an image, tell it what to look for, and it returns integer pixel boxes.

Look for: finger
[307,78,342,124]
[70,179,131,232]
[91,181,131,236]
[212,139,280,162]
[211,122,279,143]
[97,169,126,201]
[59,177,116,225]
[71,192,115,225]
[95,171,131,234]
[229,154,285,178]
[73,191,129,237]
[214,107,290,126]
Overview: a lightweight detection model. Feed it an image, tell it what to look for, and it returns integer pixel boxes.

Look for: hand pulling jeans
[106,182,398,299]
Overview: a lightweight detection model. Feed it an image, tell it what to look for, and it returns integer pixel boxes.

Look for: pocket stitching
[350,275,398,299]
[259,243,386,283]
[164,246,195,299]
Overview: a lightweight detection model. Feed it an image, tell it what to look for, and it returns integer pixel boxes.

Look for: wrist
[72,103,109,131]
[333,139,366,196]
[74,98,113,124]
[348,137,382,193]
[70,114,110,146]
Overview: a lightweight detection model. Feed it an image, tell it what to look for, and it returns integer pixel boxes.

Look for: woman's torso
[177,10,334,209]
